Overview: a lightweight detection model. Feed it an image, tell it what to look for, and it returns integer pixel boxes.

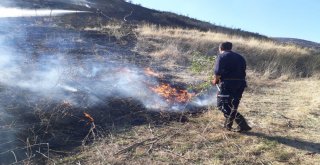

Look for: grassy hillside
[50,23,320,165]
[275,37,320,50]
[5,0,268,39]
[134,24,320,78]
[1,1,320,165]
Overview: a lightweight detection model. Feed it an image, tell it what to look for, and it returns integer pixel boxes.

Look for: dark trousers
[217,81,249,129]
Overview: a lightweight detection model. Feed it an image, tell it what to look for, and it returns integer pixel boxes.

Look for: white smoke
[190,87,217,107]
[0,7,89,18]
[0,0,94,8]
[0,52,168,109]
[0,26,171,162]
[0,1,214,163]
[0,6,219,164]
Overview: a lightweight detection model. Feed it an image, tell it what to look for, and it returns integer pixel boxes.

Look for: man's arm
[213,55,222,85]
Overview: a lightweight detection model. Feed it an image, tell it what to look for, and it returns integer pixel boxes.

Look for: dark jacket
[214,51,246,81]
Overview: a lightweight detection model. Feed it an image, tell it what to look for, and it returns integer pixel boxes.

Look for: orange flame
[83,112,94,124]
[83,112,96,130]
[150,83,194,103]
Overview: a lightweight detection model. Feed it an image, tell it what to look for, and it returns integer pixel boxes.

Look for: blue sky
[130,0,320,43]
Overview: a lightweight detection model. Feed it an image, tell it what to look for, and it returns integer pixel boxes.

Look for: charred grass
[54,25,320,164]
[1,21,320,164]
[56,78,320,165]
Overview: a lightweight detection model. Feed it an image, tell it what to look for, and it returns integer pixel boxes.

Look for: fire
[150,83,194,103]
[83,112,95,128]
[84,112,94,122]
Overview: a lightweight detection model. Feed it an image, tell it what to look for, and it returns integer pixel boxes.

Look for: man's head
[219,42,232,53]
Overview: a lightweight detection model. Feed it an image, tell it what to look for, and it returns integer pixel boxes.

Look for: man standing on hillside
[212,42,251,132]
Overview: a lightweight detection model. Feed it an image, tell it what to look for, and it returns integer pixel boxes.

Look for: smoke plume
[0,3,217,163]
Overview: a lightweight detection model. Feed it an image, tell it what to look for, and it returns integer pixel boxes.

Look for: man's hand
[212,75,221,85]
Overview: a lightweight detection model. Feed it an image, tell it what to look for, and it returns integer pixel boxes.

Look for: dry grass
[84,20,134,42]
[134,24,320,78]
[50,24,320,164]
[55,78,320,165]
[136,24,310,55]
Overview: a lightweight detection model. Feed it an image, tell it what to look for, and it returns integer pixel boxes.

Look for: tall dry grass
[135,24,320,78]
[52,23,320,165]
[56,79,320,165]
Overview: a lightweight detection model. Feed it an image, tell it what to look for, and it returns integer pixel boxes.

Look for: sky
[130,0,320,43]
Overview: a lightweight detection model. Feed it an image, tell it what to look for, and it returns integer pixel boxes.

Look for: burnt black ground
[0,15,206,164]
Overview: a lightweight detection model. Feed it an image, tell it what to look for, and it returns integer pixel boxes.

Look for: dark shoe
[235,113,251,131]
[234,126,252,132]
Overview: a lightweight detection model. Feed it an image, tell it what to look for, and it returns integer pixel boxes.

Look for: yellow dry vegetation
[56,24,320,165]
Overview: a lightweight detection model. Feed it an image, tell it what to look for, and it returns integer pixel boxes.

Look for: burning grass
[0,62,208,164]
[150,83,194,103]
[0,18,213,164]
[1,14,320,165]
[57,79,320,165]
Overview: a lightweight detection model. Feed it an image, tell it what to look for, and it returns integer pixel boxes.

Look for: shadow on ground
[245,132,320,154]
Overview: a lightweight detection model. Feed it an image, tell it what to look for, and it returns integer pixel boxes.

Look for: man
[212,42,251,132]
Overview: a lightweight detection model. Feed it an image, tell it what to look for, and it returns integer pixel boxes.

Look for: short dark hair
[219,42,232,51]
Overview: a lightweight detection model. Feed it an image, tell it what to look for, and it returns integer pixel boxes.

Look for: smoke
[0,50,168,109]
[0,7,89,18]
[0,16,170,162]
[0,15,217,112]
[0,24,207,112]
[0,0,14,7]
[0,0,93,7]
[0,3,217,163]
[190,87,217,107]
